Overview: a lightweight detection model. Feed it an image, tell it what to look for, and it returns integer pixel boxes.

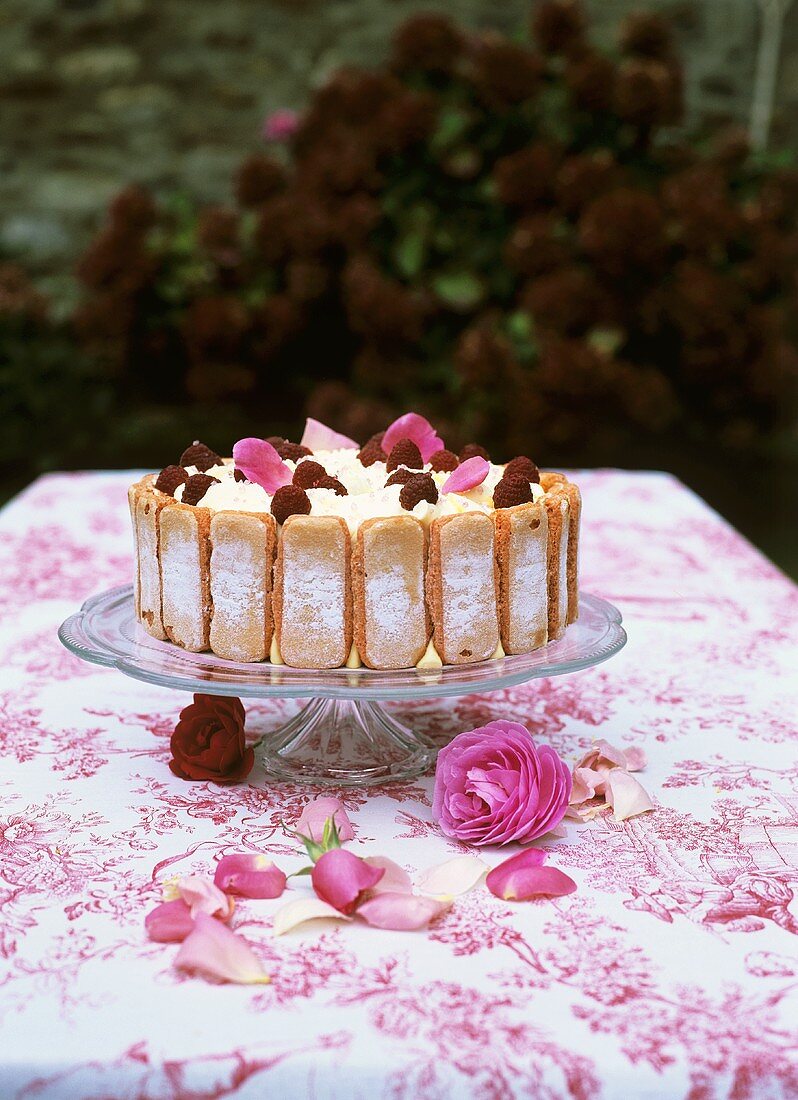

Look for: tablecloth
[1,470,797,1100]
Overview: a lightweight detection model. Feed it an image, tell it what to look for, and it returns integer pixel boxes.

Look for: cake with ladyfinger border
[127,413,580,670]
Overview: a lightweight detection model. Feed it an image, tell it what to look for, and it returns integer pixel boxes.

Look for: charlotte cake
[128,416,581,670]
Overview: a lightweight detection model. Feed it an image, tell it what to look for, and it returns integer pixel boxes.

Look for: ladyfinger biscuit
[159,502,212,652]
[274,515,351,668]
[543,487,570,641]
[209,511,276,662]
[494,500,549,654]
[134,477,167,640]
[427,512,499,665]
[541,472,580,624]
[128,482,142,620]
[353,515,429,669]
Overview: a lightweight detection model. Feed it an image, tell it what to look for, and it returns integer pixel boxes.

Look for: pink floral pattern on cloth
[0,469,797,1098]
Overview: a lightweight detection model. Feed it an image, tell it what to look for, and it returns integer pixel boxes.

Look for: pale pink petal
[569,766,607,806]
[565,799,605,822]
[295,796,355,842]
[415,855,487,897]
[177,875,234,920]
[441,457,490,494]
[145,899,194,943]
[311,849,384,913]
[605,769,654,821]
[232,438,293,493]
[174,912,270,984]
[356,892,451,930]
[382,412,444,463]
[574,739,628,772]
[622,746,647,772]
[364,856,413,895]
[213,854,286,899]
[273,897,352,936]
[487,849,576,901]
[299,417,358,451]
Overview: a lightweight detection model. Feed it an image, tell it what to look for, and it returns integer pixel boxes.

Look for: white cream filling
[170,449,543,531]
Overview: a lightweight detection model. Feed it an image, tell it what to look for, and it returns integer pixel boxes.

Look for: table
[1,470,797,1099]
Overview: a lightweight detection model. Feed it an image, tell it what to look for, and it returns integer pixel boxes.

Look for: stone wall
[0,0,794,303]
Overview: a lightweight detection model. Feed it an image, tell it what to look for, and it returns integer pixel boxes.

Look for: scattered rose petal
[232,438,293,494]
[364,856,413,895]
[486,849,575,901]
[174,912,270,985]
[382,413,444,463]
[213,854,287,899]
[574,739,645,774]
[311,849,384,914]
[357,892,451,931]
[415,855,488,898]
[295,796,355,843]
[145,899,194,943]
[606,768,654,821]
[176,875,234,920]
[441,456,490,494]
[299,417,358,451]
[273,897,352,936]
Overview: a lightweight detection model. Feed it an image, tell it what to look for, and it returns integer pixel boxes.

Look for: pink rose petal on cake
[232,438,293,493]
[605,768,654,821]
[441,456,490,494]
[176,875,234,920]
[213,854,287,899]
[311,849,384,914]
[415,855,487,897]
[174,912,270,985]
[295,796,355,843]
[364,856,413,895]
[486,849,575,901]
[356,892,451,930]
[382,413,444,463]
[273,897,352,936]
[145,899,194,943]
[299,417,358,451]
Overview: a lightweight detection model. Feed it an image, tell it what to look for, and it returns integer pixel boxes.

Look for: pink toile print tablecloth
[1,470,797,1099]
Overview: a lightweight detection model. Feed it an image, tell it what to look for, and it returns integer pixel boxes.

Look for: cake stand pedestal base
[260,698,433,787]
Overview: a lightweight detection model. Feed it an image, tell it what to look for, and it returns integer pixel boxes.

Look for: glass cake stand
[59,586,626,787]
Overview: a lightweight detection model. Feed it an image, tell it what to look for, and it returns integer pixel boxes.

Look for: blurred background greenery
[1,0,796,574]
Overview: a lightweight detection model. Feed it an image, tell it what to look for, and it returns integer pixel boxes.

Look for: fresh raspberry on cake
[179,441,222,471]
[386,438,424,472]
[271,484,311,523]
[429,449,460,472]
[493,474,533,509]
[358,440,387,467]
[459,443,490,462]
[314,475,348,496]
[233,468,248,482]
[400,473,438,510]
[504,455,540,484]
[277,441,313,461]
[182,473,221,506]
[385,468,415,487]
[293,460,328,489]
[155,465,189,495]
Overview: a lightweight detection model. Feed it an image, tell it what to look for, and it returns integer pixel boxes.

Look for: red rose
[169,695,254,784]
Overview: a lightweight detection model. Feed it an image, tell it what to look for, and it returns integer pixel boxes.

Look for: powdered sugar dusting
[160,515,204,650]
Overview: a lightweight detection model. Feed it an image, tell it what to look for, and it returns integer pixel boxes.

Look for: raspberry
[365,431,385,448]
[386,438,423,472]
[265,435,285,448]
[271,484,311,524]
[358,440,386,467]
[493,474,533,509]
[459,443,490,463]
[277,441,313,461]
[429,448,460,472]
[504,455,540,484]
[293,460,328,489]
[234,468,248,482]
[181,473,221,506]
[155,465,189,495]
[385,468,415,487]
[179,441,222,472]
[399,473,439,510]
[314,475,348,496]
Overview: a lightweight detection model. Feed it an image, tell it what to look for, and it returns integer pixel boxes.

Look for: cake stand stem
[260,697,434,787]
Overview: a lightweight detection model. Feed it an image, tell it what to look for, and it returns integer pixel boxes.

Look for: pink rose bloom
[433,720,572,846]
[261,108,299,143]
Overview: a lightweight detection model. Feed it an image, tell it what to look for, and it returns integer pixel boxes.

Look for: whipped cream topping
[172,448,543,531]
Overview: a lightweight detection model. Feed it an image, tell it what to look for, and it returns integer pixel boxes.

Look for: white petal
[415,855,488,897]
[272,896,351,936]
